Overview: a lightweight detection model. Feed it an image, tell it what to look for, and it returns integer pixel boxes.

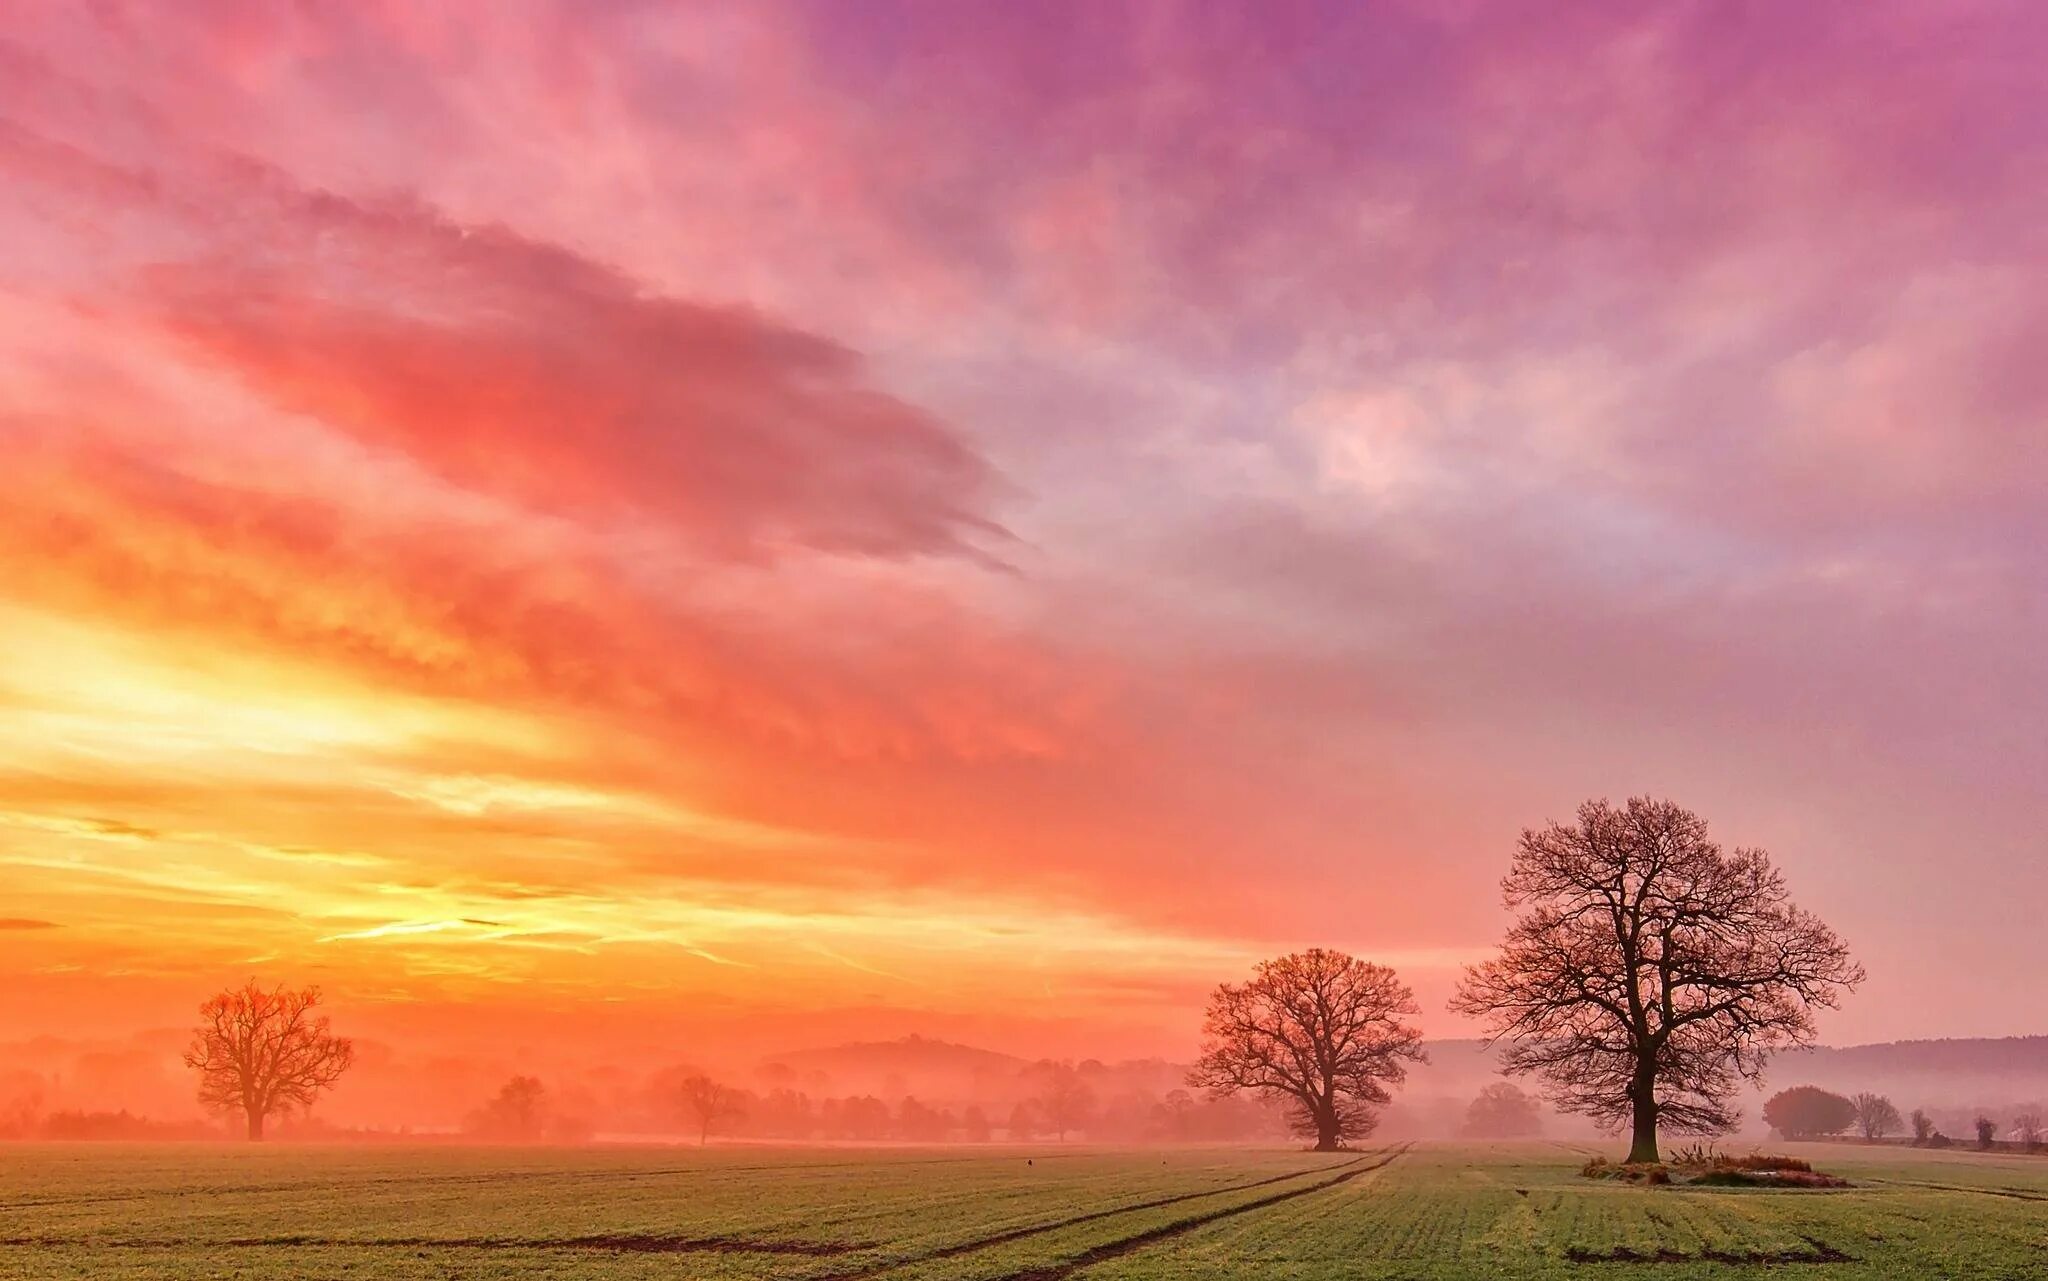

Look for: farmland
[3,1140,2044,1279]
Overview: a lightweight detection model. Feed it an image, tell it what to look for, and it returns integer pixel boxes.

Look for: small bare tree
[1189,948,1425,1151]
[1852,1092,1901,1142]
[675,1075,743,1146]
[183,981,354,1140]
[2012,1112,2044,1151]
[1451,798,1862,1164]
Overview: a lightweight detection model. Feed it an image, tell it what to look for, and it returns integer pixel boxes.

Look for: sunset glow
[3,2,2046,1118]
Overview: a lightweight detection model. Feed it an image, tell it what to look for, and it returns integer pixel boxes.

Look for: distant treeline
[462,1063,1295,1144]
[1764,1085,2045,1153]
[2,1109,219,1141]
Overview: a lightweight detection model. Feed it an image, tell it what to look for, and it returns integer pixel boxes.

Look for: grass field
[4,1139,2045,1279]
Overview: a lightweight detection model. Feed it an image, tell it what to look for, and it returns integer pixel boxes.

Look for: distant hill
[1784,1035,2048,1074]
[755,1035,1033,1100]
[1758,1036,2048,1130]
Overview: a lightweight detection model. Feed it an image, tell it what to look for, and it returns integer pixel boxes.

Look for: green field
[4,1139,2045,1279]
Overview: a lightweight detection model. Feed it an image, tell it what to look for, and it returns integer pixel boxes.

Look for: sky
[2,0,2046,1081]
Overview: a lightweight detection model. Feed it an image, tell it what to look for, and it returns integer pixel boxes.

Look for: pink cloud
[2,0,2047,1050]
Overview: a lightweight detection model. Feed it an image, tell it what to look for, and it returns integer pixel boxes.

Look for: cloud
[2,0,2047,1054]
[0,919,60,930]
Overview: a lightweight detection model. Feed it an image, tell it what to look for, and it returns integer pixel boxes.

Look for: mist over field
[8,1029,2046,1149]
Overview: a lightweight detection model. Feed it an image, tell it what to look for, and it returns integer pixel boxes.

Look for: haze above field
[7,1026,2045,1140]
[4,1,2048,1073]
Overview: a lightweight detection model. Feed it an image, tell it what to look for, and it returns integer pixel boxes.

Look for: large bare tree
[1450,798,1862,1164]
[1189,948,1425,1151]
[183,981,354,1140]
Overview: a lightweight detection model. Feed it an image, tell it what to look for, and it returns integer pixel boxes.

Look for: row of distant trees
[1763,1085,2046,1151]
[461,1062,1287,1145]
[167,979,1298,1143]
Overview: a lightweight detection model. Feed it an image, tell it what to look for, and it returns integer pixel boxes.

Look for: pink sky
[1,1,2044,1070]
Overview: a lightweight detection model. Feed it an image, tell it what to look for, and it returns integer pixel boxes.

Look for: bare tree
[183,981,354,1140]
[1852,1092,1901,1142]
[1030,1061,1095,1142]
[1450,798,1862,1164]
[1975,1115,1998,1149]
[2012,1112,2043,1151]
[674,1074,743,1146]
[1189,948,1425,1151]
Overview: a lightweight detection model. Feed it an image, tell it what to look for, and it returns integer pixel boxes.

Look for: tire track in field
[0,1151,1083,1210]
[0,1232,857,1257]
[985,1143,1411,1281]
[1864,1177,2048,1202]
[813,1152,1382,1281]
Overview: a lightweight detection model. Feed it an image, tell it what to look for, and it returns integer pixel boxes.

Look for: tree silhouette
[961,1104,992,1142]
[1451,798,1861,1164]
[1852,1092,1901,1142]
[1909,1108,1934,1144]
[468,1076,548,1140]
[1463,1082,1543,1138]
[1189,948,1425,1151]
[182,981,353,1140]
[674,1075,742,1146]
[2012,1112,2043,1151]
[1006,1099,1041,1141]
[1763,1086,1855,1139]
[1031,1061,1095,1142]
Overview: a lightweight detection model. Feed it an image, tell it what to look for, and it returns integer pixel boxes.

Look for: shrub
[1716,1154,1812,1173]
[1580,1157,1669,1184]
[1926,1130,1954,1149]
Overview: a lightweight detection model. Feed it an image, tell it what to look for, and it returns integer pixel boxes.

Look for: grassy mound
[1582,1149,1850,1189]
[1581,1158,1670,1184]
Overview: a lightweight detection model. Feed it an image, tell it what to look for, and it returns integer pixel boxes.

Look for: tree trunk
[245,1107,265,1142]
[1625,1077,1659,1164]
[1313,1109,1340,1152]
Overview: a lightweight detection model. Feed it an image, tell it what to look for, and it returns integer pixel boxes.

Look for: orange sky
[4,2,2048,1081]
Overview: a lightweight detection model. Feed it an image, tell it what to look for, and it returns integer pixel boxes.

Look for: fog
[7,1029,2040,1147]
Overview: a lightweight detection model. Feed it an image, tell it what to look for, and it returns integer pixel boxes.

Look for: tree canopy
[1189,948,1425,1151]
[1764,1086,1856,1139]
[1450,797,1862,1163]
[183,981,354,1140]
